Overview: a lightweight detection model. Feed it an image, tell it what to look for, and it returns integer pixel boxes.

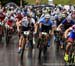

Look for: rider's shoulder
[31,18,35,23]
[39,17,45,22]
[61,18,67,24]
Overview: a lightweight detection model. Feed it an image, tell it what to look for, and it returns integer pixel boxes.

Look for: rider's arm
[31,18,37,33]
[34,23,38,33]
[49,20,56,35]
[51,26,56,35]
[38,17,45,32]
[39,22,42,32]
[49,27,54,36]
[52,20,57,31]
[57,19,66,30]
[19,20,22,24]
[57,23,62,30]
[16,19,21,26]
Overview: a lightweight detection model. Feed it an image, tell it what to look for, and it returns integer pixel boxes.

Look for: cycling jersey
[7,20,13,27]
[67,25,75,42]
[67,31,75,42]
[39,17,53,33]
[21,17,35,31]
[56,17,63,27]
[61,19,74,30]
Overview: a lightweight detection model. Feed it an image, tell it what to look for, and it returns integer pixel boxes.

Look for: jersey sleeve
[38,17,45,23]
[61,19,66,24]
[31,18,35,24]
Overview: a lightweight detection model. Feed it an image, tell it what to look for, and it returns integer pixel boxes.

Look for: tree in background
[0,0,28,6]
[35,0,41,5]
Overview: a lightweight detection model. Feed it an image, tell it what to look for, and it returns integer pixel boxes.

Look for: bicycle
[19,31,33,60]
[65,40,75,66]
[54,30,63,53]
[5,24,14,46]
[38,32,48,59]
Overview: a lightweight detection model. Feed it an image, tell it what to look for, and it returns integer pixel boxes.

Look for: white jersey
[4,16,16,22]
[21,17,35,27]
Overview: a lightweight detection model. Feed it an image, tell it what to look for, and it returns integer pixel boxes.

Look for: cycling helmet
[16,13,23,20]
[27,13,32,18]
[45,14,50,18]
[50,16,55,21]
[42,10,47,13]
[62,13,66,18]
[58,14,62,18]
[66,16,72,20]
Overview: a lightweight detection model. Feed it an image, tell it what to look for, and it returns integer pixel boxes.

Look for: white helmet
[50,16,55,21]
[45,14,50,18]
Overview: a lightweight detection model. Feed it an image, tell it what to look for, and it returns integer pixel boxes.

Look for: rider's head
[16,12,23,21]
[27,14,32,20]
[58,14,62,20]
[66,16,72,23]
[71,10,75,19]
[45,14,50,22]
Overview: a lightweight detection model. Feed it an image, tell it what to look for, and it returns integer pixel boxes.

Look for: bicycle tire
[20,43,25,60]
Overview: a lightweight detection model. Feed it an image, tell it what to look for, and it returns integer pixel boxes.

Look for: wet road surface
[0,35,65,66]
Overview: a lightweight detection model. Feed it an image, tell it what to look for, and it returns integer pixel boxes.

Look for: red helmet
[16,13,23,20]
[0,12,5,21]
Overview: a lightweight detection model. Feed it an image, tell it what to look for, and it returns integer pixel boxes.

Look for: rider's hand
[33,32,37,35]
[56,28,61,31]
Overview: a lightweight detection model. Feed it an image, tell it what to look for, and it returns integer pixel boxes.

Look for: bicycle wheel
[56,41,60,53]
[20,43,25,60]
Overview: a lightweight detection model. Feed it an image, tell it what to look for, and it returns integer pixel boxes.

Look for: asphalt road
[0,34,65,66]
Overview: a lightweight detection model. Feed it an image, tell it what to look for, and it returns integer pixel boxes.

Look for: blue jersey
[69,31,75,40]
[62,19,74,25]
[39,17,53,33]
[61,19,74,30]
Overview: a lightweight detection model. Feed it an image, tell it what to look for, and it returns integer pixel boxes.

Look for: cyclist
[18,14,36,53]
[55,14,64,27]
[38,13,55,58]
[57,16,75,48]
[64,25,75,62]
[16,11,23,37]
[57,16,74,31]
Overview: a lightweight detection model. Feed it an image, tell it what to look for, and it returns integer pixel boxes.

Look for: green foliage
[0,0,9,5]
[25,0,48,5]
[26,0,75,5]
[1,0,75,6]
[53,0,75,5]
[0,0,28,6]
[23,0,28,5]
